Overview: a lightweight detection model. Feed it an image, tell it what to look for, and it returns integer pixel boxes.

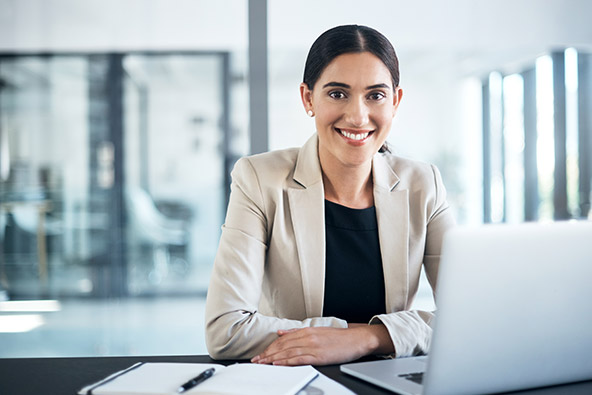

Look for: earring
[307,110,314,117]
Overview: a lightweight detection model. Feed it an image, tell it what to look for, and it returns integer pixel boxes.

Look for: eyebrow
[322,82,391,90]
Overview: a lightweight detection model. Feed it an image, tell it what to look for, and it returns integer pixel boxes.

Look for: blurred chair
[125,187,189,283]
[0,209,8,296]
[5,201,61,284]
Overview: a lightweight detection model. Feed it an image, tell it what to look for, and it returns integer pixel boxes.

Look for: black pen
[177,367,215,393]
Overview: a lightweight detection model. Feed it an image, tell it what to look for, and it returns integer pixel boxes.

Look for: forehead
[317,52,392,88]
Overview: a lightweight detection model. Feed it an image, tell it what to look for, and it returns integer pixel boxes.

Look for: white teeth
[339,130,369,140]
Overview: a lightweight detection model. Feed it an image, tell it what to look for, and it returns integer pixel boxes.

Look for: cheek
[373,110,394,129]
[315,107,340,129]
[378,103,396,122]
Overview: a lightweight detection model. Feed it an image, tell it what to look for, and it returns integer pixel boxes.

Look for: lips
[335,128,373,142]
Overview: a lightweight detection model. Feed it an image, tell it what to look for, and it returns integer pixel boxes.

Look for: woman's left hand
[250,324,393,366]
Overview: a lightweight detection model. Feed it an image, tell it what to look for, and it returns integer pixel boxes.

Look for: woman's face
[301,52,402,169]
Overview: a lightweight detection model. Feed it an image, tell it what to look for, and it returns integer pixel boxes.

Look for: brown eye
[329,91,346,100]
[368,92,386,101]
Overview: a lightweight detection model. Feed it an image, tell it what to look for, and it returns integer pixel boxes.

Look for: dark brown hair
[303,25,400,90]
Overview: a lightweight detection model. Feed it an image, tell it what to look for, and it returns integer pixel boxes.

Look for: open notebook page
[79,362,318,395]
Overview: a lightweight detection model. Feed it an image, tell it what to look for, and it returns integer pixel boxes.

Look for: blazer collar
[293,133,323,188]
[293,134,401,191]
[373,154,409,311]
[289,134,410,317]
[289,134,325,317]
[372,151,401,192]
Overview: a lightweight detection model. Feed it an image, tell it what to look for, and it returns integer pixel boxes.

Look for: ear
[300,82,314,114]
[392,87,403,117]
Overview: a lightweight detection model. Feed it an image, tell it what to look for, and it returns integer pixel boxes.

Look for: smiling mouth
[335,128,373,141]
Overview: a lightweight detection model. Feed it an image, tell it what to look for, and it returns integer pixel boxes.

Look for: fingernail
[251,355,259,363]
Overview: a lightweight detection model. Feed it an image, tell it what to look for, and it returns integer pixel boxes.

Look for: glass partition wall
[0,53,235,356]
[0,52,231,300]
[481,50,592,223]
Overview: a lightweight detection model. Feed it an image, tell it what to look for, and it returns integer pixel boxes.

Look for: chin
[338,152,376,167]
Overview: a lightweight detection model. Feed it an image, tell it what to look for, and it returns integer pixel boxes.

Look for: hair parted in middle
[302,24,400,91]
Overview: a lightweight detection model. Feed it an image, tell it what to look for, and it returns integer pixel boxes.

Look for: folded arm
[205,227,347,360]
[205,158,346,360]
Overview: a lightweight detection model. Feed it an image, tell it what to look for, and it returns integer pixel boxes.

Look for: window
[0,52,248,357]
[482,49,592,222]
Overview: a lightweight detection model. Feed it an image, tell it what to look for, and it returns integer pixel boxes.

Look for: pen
[177,367,215,393]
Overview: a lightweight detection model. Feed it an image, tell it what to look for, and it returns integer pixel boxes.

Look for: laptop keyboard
[398,372,424,385]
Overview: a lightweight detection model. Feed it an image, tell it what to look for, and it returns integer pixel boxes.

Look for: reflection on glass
[0,56,96,296]
[489,71,505,223]
[536,55,555,221]
[503,74,525,223]
[0,54,227,299]
[565,48,580,218]
[0,314,44,333]
[123,55,225,294]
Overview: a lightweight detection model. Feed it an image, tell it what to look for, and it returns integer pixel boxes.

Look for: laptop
[341,220,592,395]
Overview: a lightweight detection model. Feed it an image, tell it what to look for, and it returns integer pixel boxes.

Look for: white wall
[268,0,592,53]
[0,0,248,52]
[3,0,590,53]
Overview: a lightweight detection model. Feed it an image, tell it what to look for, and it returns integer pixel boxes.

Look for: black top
[322,199,386,323]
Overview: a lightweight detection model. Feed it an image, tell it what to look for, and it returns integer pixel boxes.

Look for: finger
[271,353,318,366]
[257,346,314,365]
[254,337,316,364]
[278,327,317,340]
[277,328,300,335]
[253,344,299,364]
[252,328,322,363]
[251,336,294,363]
[264,329,306,354]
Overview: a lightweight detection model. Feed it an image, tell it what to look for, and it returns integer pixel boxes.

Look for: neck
[320,155,374,209]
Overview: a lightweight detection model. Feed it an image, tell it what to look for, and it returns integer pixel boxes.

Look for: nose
[344,97,369,127]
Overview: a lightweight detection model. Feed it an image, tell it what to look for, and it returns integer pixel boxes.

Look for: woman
[205,25,455,366]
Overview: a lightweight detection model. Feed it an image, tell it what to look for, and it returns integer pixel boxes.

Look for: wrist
[357,324,394,355]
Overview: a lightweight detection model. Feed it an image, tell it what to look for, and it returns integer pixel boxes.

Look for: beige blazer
[205,134,455,360]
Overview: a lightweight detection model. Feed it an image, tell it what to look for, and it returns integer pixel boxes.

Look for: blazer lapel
[373,153,410,311]
[288,135,326,317]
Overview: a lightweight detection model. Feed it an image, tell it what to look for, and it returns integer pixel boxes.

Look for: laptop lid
[341,221,592,395]
[425,220,592,394]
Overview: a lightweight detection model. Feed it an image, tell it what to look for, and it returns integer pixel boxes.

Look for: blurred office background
[0,0,590,357]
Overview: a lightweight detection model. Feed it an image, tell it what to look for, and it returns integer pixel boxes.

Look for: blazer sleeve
[369,164,456,357]
[205,158,346,360]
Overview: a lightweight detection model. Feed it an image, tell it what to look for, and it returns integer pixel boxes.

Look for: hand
[347,323,367,328]
[250,324,394,366]
[251,327,365,366]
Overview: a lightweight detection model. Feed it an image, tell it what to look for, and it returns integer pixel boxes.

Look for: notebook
[78,362,318,395]
[341,220,592,395]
